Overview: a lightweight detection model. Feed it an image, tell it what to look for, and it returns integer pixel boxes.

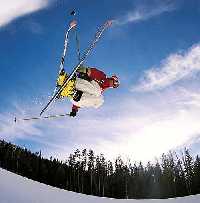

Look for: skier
[39,19,113,117]
[57,66,120,117]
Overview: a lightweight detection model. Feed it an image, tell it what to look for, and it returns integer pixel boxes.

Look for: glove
[70,109,77,117]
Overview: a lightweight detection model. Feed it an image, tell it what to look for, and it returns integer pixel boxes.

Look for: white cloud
[88,90,200,163]
[1,85,200,164]
[0,0,50,28]
[114,1,176,26]
[2,86,200,164]
[134,43,200,92]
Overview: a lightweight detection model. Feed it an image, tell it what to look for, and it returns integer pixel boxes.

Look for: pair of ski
[15,19,112,122]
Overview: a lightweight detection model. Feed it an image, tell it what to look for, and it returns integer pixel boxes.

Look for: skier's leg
[71,93,104,108]
[75,78,101,96]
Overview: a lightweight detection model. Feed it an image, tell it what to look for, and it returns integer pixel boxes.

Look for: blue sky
[1,0,200,163]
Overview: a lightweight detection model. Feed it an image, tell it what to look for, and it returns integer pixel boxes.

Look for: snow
[0,168,200,203]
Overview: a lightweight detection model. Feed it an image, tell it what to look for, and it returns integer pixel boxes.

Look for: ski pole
[14,113,70,123]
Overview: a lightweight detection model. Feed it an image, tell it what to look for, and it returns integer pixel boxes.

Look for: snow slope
[0,168,200,203]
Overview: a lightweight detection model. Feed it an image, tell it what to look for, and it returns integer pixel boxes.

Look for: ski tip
[105,20,113,27]
[69,20,77,29]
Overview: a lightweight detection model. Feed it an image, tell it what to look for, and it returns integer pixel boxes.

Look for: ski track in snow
[0,168,200,203]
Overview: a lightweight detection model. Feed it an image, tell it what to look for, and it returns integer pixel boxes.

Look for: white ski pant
[70,78,104,108]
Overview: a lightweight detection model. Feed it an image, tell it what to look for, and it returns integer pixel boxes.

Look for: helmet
[111,75,120,88]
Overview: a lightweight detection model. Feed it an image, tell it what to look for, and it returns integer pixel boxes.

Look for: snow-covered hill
[0,168,200,203]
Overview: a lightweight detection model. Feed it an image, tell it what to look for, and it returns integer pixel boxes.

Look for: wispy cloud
[114,1,176,26]
[0,0,51,28]
[133,43,200,92]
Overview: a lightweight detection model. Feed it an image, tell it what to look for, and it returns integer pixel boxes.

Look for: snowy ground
[0,168,200,203]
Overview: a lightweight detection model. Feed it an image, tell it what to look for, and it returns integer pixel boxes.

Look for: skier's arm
[101,78,113,91]
[88,68,107,81]
[77,66,107,81]
[70,105,79,117]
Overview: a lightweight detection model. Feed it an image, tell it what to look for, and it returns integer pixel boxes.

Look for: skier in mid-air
[38,18,116,119]
[14,15,118,122]
[56,66,120,117]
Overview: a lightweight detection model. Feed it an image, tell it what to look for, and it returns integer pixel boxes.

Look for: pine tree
[81,149,87,193]
[193,155,200,194]
[182,149,194,195]
[87,149,95,194]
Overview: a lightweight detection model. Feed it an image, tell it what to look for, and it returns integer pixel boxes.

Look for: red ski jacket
[89,68,112,92]
[72,68,112,112]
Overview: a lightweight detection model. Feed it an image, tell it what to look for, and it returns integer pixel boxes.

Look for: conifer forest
[0,140,200,199]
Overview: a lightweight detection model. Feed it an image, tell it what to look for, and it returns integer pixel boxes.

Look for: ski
[40,20,112,116]
[52,20,77,96]
[59,20,77,73]
[14,113,70,123]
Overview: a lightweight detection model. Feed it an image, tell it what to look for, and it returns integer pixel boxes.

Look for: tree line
[0,139,200,199]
